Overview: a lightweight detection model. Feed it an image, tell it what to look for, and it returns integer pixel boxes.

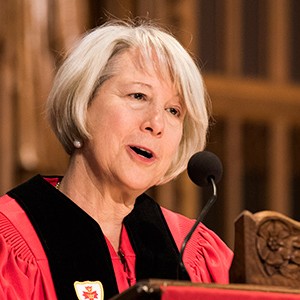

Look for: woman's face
[83,50,185,194]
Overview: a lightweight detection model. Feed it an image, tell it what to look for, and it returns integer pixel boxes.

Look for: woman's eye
[166,107,180,117]
[130,93,146,101]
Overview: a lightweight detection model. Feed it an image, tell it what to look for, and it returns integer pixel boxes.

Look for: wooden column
[268,120,291,215]
[224,0,243,75]
[267,0,290,82]
[0,2,16,193]
[224,118,243,248]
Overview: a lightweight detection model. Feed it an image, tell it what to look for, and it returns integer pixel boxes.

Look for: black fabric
[125,194,190,281]
[7,175,190,300]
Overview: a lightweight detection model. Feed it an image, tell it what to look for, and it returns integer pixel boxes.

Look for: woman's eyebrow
[127,81,153,89]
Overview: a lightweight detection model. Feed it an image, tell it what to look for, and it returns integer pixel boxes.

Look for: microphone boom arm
[179,176,217,276]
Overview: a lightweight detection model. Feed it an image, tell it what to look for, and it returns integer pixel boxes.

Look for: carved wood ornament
[230,210,300,288]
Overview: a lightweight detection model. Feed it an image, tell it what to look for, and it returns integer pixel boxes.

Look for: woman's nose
[141,106,165,137]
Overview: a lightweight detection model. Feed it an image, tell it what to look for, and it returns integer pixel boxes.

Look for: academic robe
[0,175,232,300]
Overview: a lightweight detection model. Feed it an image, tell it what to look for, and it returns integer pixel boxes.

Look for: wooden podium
[110,279,300,300]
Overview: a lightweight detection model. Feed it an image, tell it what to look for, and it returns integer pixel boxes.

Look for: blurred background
[1,0,300,249]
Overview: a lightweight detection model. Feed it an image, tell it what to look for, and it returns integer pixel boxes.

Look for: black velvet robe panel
[7,175,190,300]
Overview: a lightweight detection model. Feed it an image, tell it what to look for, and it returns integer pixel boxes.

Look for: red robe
[0,176,232,299]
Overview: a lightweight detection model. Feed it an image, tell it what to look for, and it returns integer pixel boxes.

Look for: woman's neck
[58,155,137,250]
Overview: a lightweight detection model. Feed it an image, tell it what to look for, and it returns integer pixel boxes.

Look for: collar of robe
[8,175,190,300]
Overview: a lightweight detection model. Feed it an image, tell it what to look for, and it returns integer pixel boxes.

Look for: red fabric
[161,285,300,300]
[106,226,136,293]
[0,194,57,300]
[162,207,233,284]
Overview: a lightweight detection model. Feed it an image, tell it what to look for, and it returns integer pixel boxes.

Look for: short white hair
[46,19,210,184]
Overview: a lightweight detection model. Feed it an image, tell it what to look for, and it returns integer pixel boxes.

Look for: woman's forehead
[112,48,180,89]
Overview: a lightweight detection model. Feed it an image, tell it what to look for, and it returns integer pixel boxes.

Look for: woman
[0,19,232,300]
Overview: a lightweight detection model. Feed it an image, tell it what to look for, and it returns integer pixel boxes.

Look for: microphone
[178,151,223,279]
[187,151,223,187]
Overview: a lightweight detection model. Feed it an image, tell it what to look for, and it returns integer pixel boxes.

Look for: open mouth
[130,146,153,159]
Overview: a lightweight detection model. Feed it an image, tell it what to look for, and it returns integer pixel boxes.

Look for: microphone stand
[178,176,217,278]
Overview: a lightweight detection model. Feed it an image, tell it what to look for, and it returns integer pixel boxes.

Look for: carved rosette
[256,218,300,280]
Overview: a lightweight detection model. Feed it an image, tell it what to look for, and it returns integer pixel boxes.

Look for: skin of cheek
[84,108,182,193]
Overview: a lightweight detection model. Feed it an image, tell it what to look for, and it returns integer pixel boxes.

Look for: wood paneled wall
[197,0,300,247]
[0,0,89,191]
[1,0,300,248]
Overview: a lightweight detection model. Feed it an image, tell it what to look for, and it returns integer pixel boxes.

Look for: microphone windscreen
[187,151,223,187]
